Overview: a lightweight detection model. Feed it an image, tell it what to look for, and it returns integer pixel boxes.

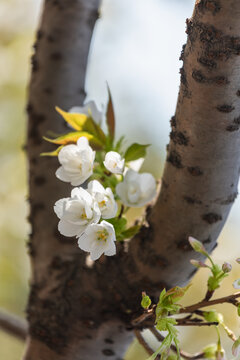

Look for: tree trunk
[129,0,240,287]
[25,0,240,359]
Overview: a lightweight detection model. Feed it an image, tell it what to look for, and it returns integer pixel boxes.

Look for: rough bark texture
[25,0,240,359]
[129,0,240,286]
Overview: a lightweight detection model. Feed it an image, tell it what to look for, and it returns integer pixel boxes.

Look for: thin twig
[176,321,218,327]
[180,292,240,314]
[150,327,204,360]
[0,310,28,341]
[134,329,160,359]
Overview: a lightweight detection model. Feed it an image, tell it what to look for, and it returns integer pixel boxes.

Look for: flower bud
[236,258,240,264]
[222,262,232,273]
[190,259,208,268]
[188,237,207,255]
[216,349,226,360]
[203,344,217,359]
[232,338,240,358]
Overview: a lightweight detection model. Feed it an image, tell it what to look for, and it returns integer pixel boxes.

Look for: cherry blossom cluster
[43,99,157,261]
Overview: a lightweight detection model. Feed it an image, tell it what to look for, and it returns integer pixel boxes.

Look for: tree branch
[129,0,240,288]
[0,310,28,341]
[180,292,240,314]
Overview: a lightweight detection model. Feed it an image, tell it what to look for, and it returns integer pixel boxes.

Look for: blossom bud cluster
[50,101,157,260]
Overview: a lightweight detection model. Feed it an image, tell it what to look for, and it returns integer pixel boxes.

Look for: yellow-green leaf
[56,106,106,145]
[56,106,88,131]
[40,145,64,157]
[43,131,103,148]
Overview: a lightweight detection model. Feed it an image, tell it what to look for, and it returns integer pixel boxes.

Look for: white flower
[69,100,104,124]
[56,137,95,186]
[54,187,101,238]
[116,169,157,207]
[103,151,125,174]
[233,279,240,289]
[78,220,116,260]
[87,180,118,219]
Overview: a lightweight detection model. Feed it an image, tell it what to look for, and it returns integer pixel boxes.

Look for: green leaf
[106,86,115,140]
[156,318,177,332]
[237,304,240,317]
[115,135,125,153]
[121,225,141,239]
[146,334,172,360]
[141,293,151,309]
[124,143,150,162]
[40,145,63,157]
[165,284,191,303]
[106,218,127,235]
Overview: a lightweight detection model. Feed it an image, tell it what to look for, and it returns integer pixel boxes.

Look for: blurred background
[0,0,240,359]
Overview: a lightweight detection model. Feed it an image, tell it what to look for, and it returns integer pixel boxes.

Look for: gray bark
[25,0,240,359]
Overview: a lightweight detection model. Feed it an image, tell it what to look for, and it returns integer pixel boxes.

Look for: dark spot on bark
[187,21,240,61]
[26,239,36,257]
[202,213,222,224]
[87,8,99,28]
[177,240,192,252]
[170,116,176,128]
[219,192,238,204]
[234,116,240,124]
[102,349,115,356]
[34,176,46,186]
[43,87,53,94]
[78,87,86,96]
[47,34,55,43]
[183,196,202,205]
[203,237,211,244]
[167,150,183,169]
[179,44,186,61]
[236,90,240,97]
[31,54,39,72]
[105,338,114,344]
[37,29,44,40]
[226,124,240,132]
[32,41,38,51]
[28,202,45,225]
[187,166,203,176]
[137,243,169,268]
[180,66,187,86]
[30,157,38,165]
[192,69,228,85]
[196,0,221,15]
[197,56,217,69]
[217,104,235,113]
[26,102,33,114]
[211,242,218,251]
[170,131,189,146]
[50,52,62,61]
